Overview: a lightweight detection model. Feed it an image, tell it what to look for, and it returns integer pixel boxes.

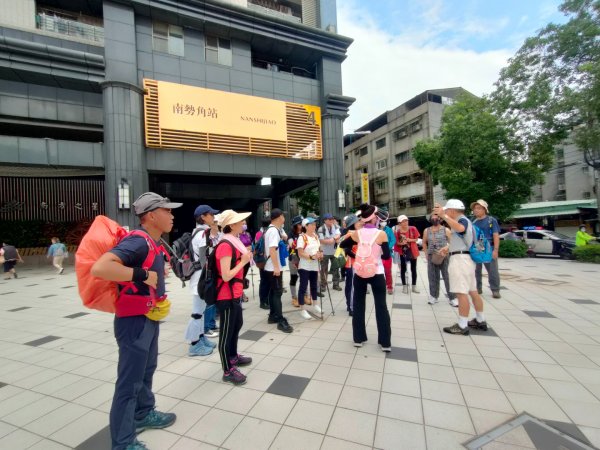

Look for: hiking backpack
[163,228,206,287]
[253,226,280,270]
[75,215,168,315]
[353,229,380,278]
[197,240,241,305]
[470,223,494,264]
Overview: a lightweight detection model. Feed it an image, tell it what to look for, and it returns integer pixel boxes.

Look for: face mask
[242,224,247,231]
[381,221,387,227]
[431,219,440,226]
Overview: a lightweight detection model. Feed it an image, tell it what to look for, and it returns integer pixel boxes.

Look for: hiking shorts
[448,254,476,294]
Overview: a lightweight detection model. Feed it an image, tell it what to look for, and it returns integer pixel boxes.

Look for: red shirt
[394,226,420,258]
[216,242,244,300]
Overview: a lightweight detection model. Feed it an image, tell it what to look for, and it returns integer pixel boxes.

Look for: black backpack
[164,228,207,286]
[198,240,243,305]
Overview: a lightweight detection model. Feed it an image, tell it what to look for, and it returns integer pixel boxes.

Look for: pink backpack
[353,229,380,278]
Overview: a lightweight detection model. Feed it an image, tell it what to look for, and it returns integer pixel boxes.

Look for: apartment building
[343,88,468,220]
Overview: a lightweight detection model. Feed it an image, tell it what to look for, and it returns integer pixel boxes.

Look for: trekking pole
[250,264,256,300]
[318,258,335,317]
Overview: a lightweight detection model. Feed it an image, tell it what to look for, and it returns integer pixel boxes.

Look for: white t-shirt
[189,226,209,295]
[263,225,281,272]
[297,233,320,271]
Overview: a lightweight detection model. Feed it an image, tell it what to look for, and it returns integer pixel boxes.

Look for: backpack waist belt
[450,251,470,256]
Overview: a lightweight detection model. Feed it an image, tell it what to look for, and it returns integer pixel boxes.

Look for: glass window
[359,146,368,156]
[527,232,544,240]
[153,21,183,56]
[375,137,386,149]
[205,35,232,66]
[375,159,387,170]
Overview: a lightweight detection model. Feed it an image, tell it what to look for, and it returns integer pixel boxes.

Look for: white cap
[397,215,408,222]
[443,199,465,210]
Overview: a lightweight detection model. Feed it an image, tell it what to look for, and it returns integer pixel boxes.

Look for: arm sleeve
[457,217,470,236]
[340,236,356,250]
[381,243,391,260]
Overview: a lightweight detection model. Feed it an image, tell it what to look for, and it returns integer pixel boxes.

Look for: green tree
[413,95,552,222]
[492,0,600,171]
[292,187,319,215]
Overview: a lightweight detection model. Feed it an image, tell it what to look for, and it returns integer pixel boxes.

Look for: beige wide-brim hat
[219,209,251,227]
[470,199,489,212]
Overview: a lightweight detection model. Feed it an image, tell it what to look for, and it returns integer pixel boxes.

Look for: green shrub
[499,240,528,258]
[573,245,600,263]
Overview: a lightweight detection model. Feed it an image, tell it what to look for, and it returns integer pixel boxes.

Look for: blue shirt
[47,242,66,257]
[473,216,501,247]
[110,231,166,298]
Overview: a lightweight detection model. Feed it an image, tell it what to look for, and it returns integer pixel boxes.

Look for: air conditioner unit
[354,149,359,155]
[412,123,422,131]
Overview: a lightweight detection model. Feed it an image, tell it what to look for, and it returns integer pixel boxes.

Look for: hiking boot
[332,285,342,291]
[402,285,409,294]
[268,316,279,324]
[135,410,176,433]
[428,296,438,305]
[230,354,252,366]
[125,439,149,450]
[317,291,325,298]
[449,298,459,307]
[443,323,470,335]
[277,319,293,333]
[467,319,488,331]
[223,367,247,385]
[201,335,217,349]
[292,297,299,307]
[204,329,218,338]
[411,286,420,294]
[300,309,312,320]
[492,291,501,299]
[188,341,213,357]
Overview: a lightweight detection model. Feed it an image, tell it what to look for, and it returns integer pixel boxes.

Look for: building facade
[0,0,353,240]
[343,88,466,222]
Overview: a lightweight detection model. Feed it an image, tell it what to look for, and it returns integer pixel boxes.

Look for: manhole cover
[463,413,595,450]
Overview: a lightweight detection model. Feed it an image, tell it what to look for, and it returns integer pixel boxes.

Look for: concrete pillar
[102,1,147,228]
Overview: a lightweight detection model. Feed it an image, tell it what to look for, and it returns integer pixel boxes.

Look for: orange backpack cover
[76,215,128,313]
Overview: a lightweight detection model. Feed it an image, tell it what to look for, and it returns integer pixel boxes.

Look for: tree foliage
[413,95,552,221]
[492,0,600,168]
[292,187,319,215]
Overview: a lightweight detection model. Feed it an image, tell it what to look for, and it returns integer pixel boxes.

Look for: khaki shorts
[448,254,476,294]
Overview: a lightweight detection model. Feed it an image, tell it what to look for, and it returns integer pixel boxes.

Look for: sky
[337,0,566,133]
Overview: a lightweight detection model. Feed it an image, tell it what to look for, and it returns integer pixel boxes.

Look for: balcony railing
[36,13,104,44]
[247,1,302,23]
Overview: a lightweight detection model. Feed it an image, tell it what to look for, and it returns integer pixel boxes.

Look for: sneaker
[312,303,322,315]
[428,296,438,305]
[223,367,247,385]
[443,323,469,335]
[204,329,218,338]
[135,410,176,433]
[268,316,278,324]
[317,291,325,298]
[59,268,64,274]
[348,310,353,317]
[277,319,294,333]
[188,341,213,357]
[467,319,488,331]
[492,291,501,299]
[332,285,342,291]
[477,288,483,294]
[449,298,459,307]
[125,439,149,450]
[13,272,17,279]
[411,286,420,294]
[201,335,217,348]
[380,345,391,352]
[402,285,409,294]
[300,310,312,320]
[230,354,252,366]
[353,341,365,348]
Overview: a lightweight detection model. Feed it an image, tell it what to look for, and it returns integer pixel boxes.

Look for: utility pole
[583,147,600,234]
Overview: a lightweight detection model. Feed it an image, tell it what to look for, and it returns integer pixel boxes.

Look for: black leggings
[297,269,318,305]
[352,274,391,347]
[399,256,417,285]
[217,300,243,372]
[290,274,298,286]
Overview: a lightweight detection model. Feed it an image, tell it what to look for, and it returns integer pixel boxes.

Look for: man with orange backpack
[90,192,181,450]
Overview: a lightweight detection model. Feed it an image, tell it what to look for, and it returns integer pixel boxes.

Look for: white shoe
[412,286,420,294]
[205,329,219,338]
[312,303,322,315]
[402,285,409,294]
[354,342,364,348]
[449,299,459,307]
[380,345,391,352]
[300,310,312,320]
[428,296,438,305]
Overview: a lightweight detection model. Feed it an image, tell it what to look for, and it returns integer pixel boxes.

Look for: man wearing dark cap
[184,204,220,357]
[264,209,293,333]
[91,192,181,450]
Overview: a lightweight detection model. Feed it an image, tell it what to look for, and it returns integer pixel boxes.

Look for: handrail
[36,13,104,44]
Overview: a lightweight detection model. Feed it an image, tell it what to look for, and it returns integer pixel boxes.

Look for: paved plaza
[1,256,600,449]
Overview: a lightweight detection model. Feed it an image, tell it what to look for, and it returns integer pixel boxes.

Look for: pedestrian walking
[47,237,67,274]
[433,199,488,336]
[318,213,342,292]
[393,215,420,294]
[1,243,23,279]
[471,199,502,298]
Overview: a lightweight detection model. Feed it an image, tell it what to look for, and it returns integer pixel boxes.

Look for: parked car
[500,229,576,259]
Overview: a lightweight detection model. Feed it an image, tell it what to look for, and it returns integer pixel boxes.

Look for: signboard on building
[143,79,322,160]
[361,173,370,203]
